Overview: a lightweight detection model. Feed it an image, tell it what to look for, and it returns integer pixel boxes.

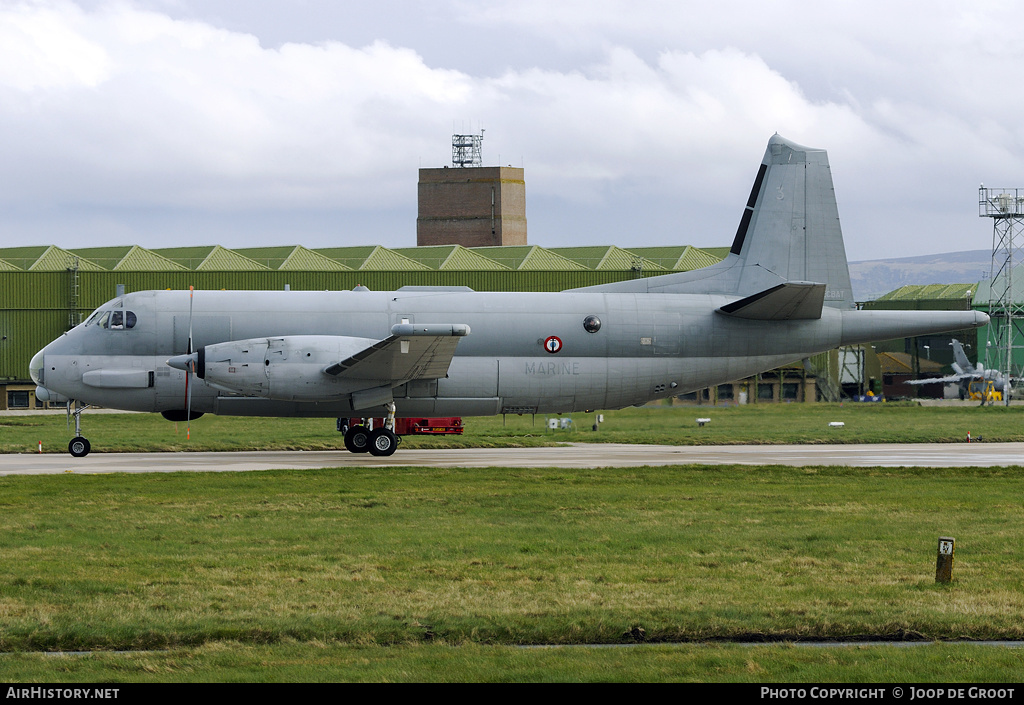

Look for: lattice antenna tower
[979,185,1024,404]
[452,130,483,168]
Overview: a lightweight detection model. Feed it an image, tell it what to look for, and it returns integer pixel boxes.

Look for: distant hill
[849,250,992,301]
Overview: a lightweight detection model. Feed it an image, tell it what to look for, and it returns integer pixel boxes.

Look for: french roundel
[544,336,563,354]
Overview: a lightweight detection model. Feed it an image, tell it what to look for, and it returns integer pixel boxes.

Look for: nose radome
[29,349,45,386]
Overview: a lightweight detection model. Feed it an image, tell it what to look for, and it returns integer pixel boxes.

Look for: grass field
[2,456,1024,682]
[3,402,1024,454]
[4,642,1024,683]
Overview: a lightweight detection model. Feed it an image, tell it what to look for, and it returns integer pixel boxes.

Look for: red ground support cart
[393,417,464,435]
[338,417,464,435]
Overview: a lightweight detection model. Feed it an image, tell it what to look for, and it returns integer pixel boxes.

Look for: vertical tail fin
[727,134,854,308]
[950,339,973,374]
[573,135,855,309]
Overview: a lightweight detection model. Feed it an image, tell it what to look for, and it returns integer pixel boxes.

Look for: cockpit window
[99,310,137,330]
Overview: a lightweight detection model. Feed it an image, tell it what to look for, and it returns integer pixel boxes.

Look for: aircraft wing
[323,323,470,382]
[716,282,826,320]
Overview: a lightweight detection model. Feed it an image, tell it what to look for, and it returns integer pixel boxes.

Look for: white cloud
[0,0,1022,258]
[0,1,110,89]
[0,5,476,212]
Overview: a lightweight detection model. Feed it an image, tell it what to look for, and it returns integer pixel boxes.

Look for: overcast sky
[1,0,1021,261]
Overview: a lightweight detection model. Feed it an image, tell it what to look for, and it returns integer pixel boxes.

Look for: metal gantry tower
[452,131,483,168]
[979,186,1024,404]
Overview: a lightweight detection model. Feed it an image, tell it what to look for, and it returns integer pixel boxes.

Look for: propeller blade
[186,286,194,440]
[186,359,193,440]
[187,286,194,354]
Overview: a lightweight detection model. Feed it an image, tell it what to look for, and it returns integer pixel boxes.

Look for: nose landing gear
[67,401,92,457]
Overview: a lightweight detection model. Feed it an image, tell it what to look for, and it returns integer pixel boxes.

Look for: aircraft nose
[29,348,45,386]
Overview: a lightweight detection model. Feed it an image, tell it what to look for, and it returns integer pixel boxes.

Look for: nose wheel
[66,401,92,457]
[69,437,91,458]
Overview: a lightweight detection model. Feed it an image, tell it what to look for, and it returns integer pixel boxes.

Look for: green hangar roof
[864,283,977,313]
[69,246,188,271]
[150,246,271,271]
[0,244,726,273]
[628,246,724,271]
[546,246,666,272]
[874,283,977,302]
[391,245,511,271]
[313,246,431,271]
[0,246,105,271]
[470,246,588,271]
[234,246,352,271]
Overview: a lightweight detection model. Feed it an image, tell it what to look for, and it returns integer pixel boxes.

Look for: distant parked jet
[908,339,1006,401]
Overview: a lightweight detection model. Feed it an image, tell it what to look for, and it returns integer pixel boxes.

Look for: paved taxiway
[1,442,1023,475]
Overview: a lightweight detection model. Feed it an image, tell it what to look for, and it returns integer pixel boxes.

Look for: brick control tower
[417,133,527,247]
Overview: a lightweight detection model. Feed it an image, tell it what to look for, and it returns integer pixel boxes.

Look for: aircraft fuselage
[33,287,846,418]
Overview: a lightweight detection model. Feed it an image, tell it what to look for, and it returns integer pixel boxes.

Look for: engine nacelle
[196,335,380,401]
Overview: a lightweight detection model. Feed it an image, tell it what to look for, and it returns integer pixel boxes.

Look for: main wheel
[344,425,371,453]
[368,428,398,457]
[68,437,91,458]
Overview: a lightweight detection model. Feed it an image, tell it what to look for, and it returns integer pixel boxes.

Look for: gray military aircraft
[31,135,989,457]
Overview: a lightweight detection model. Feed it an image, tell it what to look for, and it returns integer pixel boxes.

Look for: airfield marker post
[936,537,955,583]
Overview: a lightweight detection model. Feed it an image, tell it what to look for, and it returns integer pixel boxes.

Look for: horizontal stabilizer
[716,282,825,320]
[324,323,470,381]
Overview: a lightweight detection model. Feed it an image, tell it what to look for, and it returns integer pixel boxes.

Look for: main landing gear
[338,403,401,457]
[67,401,92,457]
